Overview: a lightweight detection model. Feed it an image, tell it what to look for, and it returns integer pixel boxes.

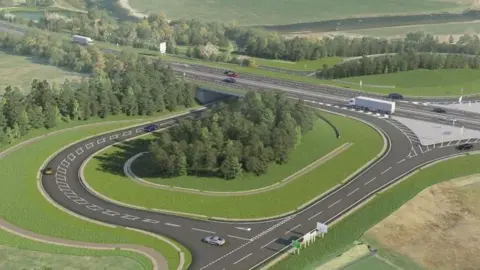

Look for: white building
[159,42,166,54]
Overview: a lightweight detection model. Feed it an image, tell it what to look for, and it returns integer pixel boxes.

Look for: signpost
[292,240,301,254]
[317,222,328,237]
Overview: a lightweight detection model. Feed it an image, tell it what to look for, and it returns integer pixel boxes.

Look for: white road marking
[136,128,143,133]
[261,238,278,249]
[75,148,84,155]
[328,199,341,208]
[192,228,216,234]
[284,224,301,235]
[97,138,106,144]
[57,166,66,174]
[347,188,359,197]
[142,219,160,224]
[123,131,132,136]
[67,153,75,161]
[110,134,119,140]
[121,214,139,220]
[228,235,251,241]
[200,241,252,269]
[61,159,70,168]
[418,145,424,154]
[475,138,480,143]
[364,177,376,185]
[465,138,471,143]
[165,223,181,227]
[397,159,405,164]
[447,141,452,146]
[233,253,252,265]
[85,142,94,149]
[307,211,323,221]
[381,167,392,174]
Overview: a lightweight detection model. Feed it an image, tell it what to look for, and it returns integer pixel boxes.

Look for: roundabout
[40,96,480,270]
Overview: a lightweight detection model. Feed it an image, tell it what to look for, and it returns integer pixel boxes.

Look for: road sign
[317,222,328,233]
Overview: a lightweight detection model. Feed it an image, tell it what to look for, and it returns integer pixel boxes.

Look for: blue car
[144,124,159,132]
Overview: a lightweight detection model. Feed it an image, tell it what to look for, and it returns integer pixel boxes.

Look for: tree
[220,153,242,179]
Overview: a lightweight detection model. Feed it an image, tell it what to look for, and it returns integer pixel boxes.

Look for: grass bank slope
[270,153,480,270]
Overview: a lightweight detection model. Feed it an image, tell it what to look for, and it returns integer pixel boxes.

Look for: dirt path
[0,218,167,270]
[123,143,352,196]
[117,0,148,18]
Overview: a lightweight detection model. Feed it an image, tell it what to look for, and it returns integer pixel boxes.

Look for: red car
[224,70,238,78]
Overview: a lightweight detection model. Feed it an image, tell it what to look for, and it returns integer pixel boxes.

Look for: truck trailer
[72,35,94,45]
[348,96,395,114]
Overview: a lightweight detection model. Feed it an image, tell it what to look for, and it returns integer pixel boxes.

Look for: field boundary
[124,143,352,195]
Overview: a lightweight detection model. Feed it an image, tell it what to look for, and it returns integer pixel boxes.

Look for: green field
[130,119,343,192]
[270,153,480,270]
[342,69,480,96]
[0,228,146,270]
[344,255,397,270]
[0,114,193,270]
[84,111,383,219]
[128,0,465,25]
[254,57,342,71]
[0,51,84,94]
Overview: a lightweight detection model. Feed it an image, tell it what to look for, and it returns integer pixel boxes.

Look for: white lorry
[72,35,94,45]
[348,96,395,114]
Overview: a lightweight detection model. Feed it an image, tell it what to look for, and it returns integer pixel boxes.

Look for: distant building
[159,42,166,54]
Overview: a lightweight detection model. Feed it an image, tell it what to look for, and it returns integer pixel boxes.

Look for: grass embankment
[0,51,83,94]
[84,112,382,219]
[127,0,464,25]
[270,153,480,270]
[252,57,342,71]
[0,228,146,270]
[130,119,343,192]
[342,69,480,96]
[344,255,397,270]
[0,113,194,270]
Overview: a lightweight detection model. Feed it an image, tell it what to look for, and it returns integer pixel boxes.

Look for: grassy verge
[270,153,480,270]
[128,119,342,191]
[83,112,382,219]
[342,69,480,96]
[0,113,193,270]
[344,255,397,270]
[252,57,342,71]
[0,228,149,269]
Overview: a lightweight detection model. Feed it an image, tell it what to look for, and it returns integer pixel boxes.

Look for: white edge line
[233,253,252,265]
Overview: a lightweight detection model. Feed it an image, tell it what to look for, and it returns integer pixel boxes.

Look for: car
[43,167,53,175]
[457,143,473,150]
[202,236,226,246]
[144,124,159,132]
[387,93,403,100]
[224,77,236,83]
[433,107,446,113]
[224,70,238,78]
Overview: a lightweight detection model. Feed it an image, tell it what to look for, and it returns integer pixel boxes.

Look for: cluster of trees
[0,33,197,148]
[318,51,480,79]
[5,3,480,63]
[148,91,316,179]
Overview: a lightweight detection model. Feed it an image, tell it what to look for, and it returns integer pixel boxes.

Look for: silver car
[202,236,226,246]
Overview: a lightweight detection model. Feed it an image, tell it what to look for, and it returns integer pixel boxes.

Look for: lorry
[72,35,94,45]
[348,96,395,114]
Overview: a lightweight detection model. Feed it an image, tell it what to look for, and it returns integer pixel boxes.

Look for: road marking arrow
[235,227,251,231]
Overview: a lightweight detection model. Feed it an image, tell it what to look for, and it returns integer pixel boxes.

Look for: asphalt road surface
[41,102,479,270]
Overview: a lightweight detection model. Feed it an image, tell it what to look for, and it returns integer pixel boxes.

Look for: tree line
[148,91,316,179]
[317,51,480,79]
[4,4,480,63]
[0,32,196,148]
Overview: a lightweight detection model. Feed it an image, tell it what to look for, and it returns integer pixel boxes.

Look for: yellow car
[43,167,53,175]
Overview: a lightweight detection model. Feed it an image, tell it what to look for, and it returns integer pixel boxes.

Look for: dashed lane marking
[200,241,252,269]
[165,223,181,227]
[307,211,323,221]
[261,238,278,249]
[121,214,140,220]
[364,177,376,185]
[228,235,251,241]
[397,159,405,164]
[284,224,301,235]
[233,253,252,265]
[347,188,359,197]
[328,199,341,208]
[192,228,216,234]
[142,219,160,224]
[381,167,392,174]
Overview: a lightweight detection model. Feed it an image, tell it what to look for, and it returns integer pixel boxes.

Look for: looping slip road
[122,143,352,196]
